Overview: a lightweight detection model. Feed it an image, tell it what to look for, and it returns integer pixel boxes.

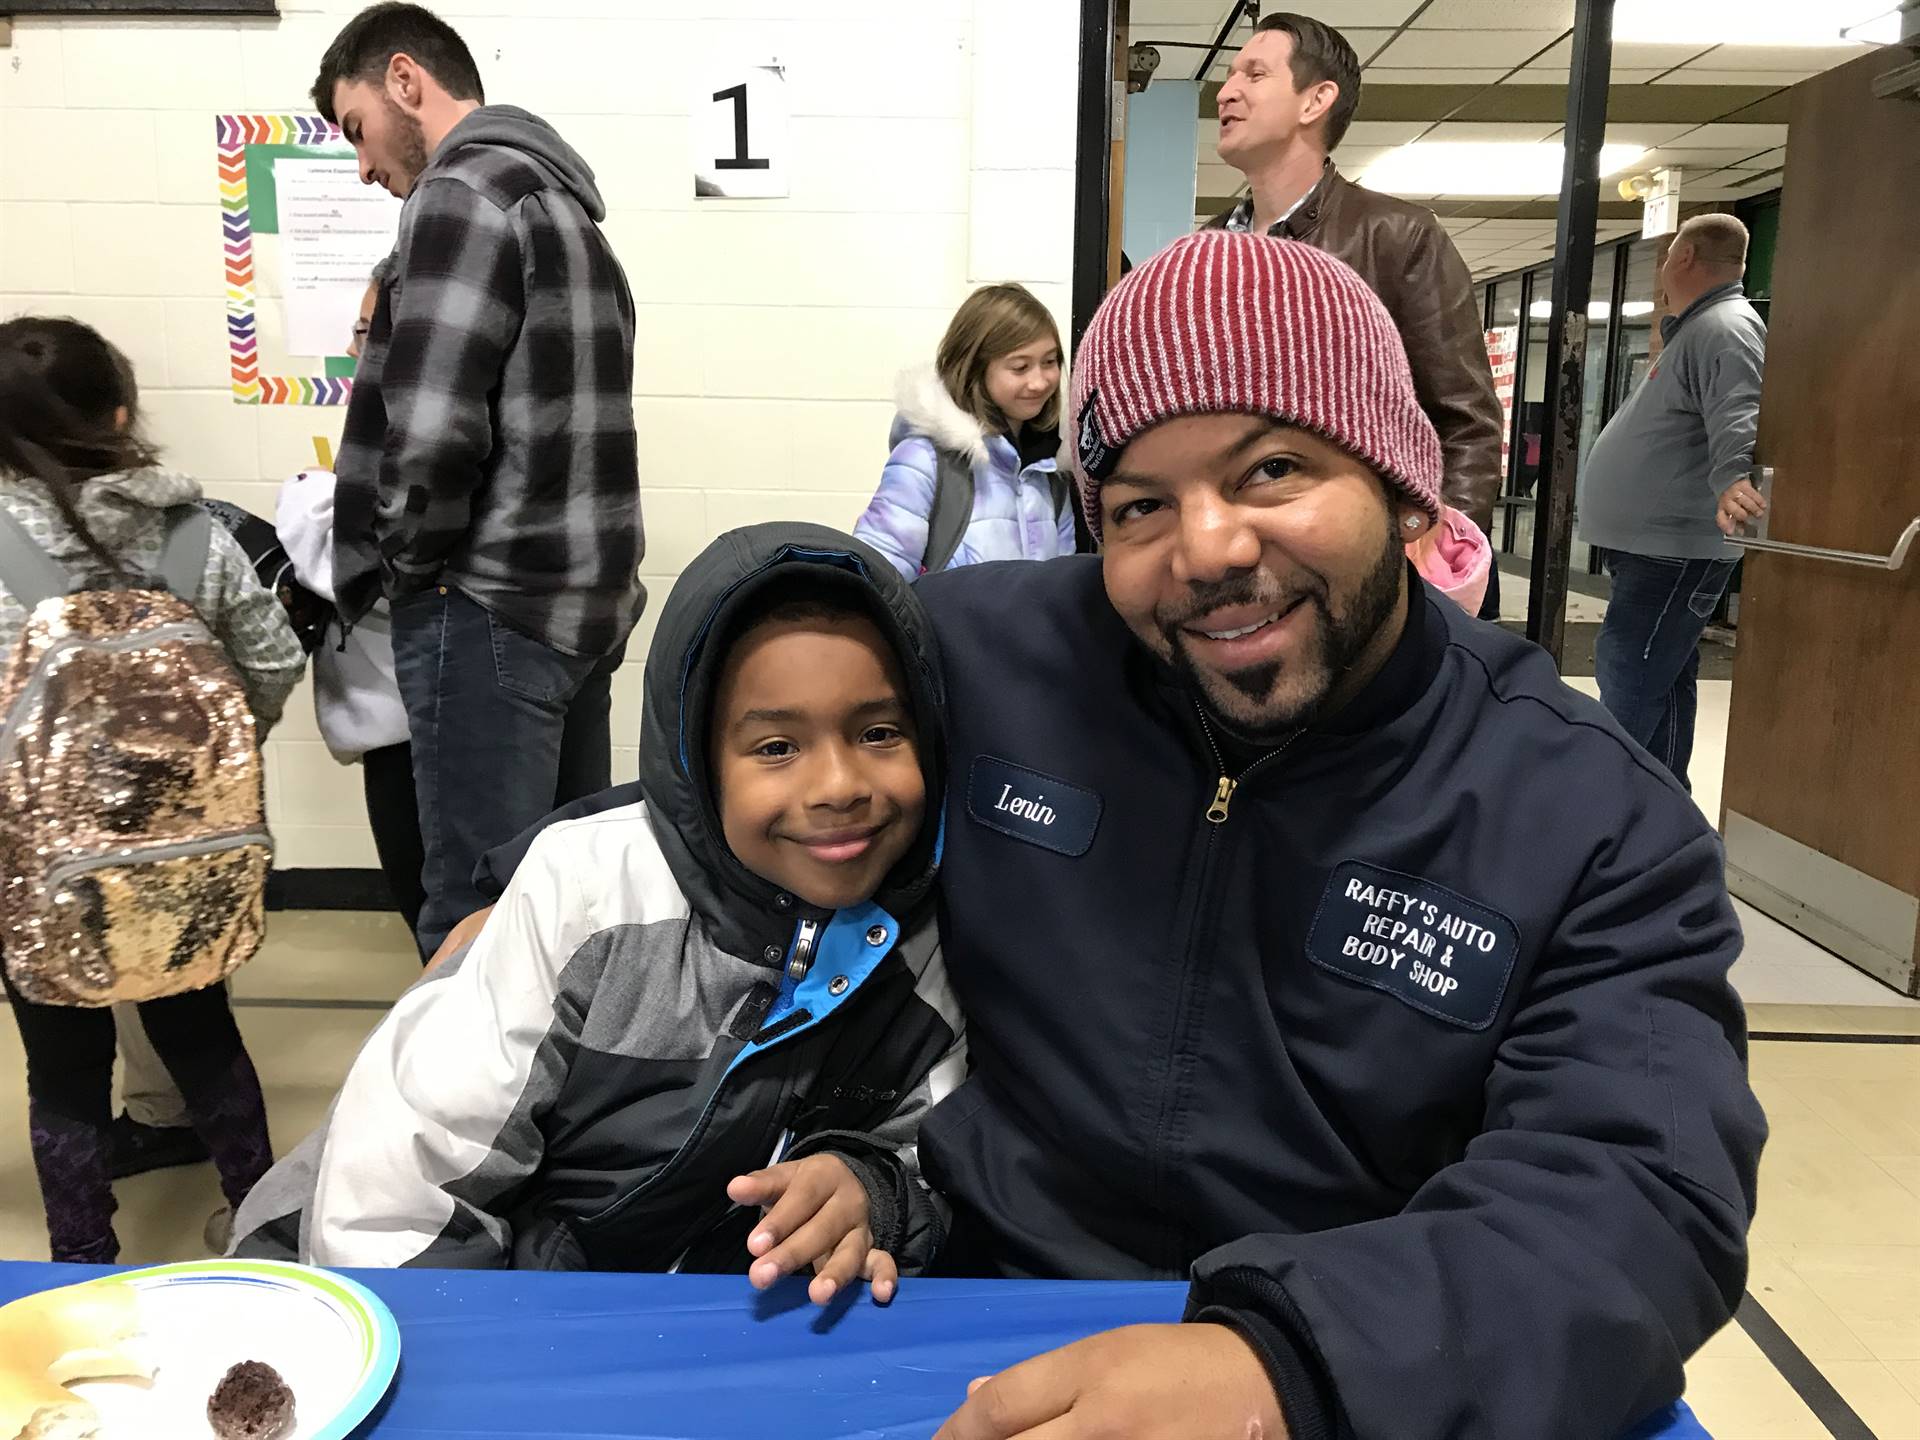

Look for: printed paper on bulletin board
[218,114,401,405]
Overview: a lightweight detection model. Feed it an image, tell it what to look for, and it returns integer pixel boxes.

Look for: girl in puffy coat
[854,284,1080,578]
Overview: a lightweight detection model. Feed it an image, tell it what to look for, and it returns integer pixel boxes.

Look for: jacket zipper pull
[786,918,820,981]
[1206,776,1237,824]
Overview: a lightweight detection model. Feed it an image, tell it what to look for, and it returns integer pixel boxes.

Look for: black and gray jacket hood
[638,522,947,962]
[425,103,608,219]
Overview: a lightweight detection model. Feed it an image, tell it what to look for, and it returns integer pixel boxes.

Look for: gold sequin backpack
[0,505,271,1006]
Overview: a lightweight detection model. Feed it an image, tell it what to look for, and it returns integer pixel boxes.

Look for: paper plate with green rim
[70,1259,400,1439]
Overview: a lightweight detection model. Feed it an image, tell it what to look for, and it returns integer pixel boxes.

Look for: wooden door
[1721,49,1920,995]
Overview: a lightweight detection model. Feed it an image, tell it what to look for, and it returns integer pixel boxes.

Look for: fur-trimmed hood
[887,364,1075,473]
[889,364,993,466]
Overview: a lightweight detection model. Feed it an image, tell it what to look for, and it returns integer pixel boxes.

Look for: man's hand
[424,905,494,974]
[933,1323,1288,1440]
[726,1154,897,1306]
[1716,477,1768,536]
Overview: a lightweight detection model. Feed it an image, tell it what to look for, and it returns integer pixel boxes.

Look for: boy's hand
[727,1154,898,1306]
[424,905,494,973]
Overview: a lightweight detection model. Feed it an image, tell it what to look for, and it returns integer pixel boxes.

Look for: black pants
[362,741,427,948]
[5,972,247,1133]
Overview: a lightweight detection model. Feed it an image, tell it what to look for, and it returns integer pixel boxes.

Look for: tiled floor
[3,742,1916,1436]
[1498,563,1612,626]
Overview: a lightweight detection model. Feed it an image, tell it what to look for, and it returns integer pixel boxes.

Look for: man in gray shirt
[1579,214,1768,789]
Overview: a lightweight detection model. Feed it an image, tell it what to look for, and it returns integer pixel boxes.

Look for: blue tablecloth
[0,1263,1708,1438]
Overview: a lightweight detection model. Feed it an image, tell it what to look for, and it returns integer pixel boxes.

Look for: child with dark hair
[233,525,963,1299]
[0,315,304,1261]
[310,1,644,960]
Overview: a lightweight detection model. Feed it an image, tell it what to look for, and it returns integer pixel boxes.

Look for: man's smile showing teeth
[1200,614,1280,641]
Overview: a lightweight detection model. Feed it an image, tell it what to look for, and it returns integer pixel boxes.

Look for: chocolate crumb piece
[206,1359,296,1440]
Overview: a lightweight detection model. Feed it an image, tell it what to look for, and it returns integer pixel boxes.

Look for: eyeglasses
[350,321,373,343]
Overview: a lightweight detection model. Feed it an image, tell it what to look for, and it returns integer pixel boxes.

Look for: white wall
[0,0,1079,870]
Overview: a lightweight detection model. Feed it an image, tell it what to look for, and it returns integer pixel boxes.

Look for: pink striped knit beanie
[1070,231,1443,540]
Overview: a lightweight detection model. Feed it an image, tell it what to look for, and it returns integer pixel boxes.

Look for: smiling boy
[233,526,963,1294]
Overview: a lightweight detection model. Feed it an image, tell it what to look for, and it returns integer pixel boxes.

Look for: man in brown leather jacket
[1210,13,1506,577]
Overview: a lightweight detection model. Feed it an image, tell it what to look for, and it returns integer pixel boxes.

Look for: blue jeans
[390,587,624,954]
[1594,552,1737,791]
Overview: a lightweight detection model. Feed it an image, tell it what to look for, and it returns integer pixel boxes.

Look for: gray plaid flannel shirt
[332,109,645,660]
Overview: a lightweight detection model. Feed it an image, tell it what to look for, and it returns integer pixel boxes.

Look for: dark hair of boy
[312,1,485,124]
[0,316,158,576]
[708,576,894,707]
[1255,12,1362,150]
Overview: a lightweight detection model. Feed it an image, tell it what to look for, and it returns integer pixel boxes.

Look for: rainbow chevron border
[219,113,357,407]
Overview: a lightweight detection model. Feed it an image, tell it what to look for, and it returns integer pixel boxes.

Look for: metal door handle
[1723,466,1920,569]
[1724,517,1920,570]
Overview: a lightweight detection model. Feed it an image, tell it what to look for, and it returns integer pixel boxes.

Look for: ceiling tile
[1686,43,1871,70]
[1514,65,1671,83]
[1437,191,1557,204]
[1170,24,1403,62]
[1653,69,1814,87]
[1289,0,1430,22]
[1363,67,1514,83]
[1342,119,1436,145]
[1673,121,1791,146]
[1426,119,1564,142]
[1642,146,1773,169]
[1149,0,1422,28]
[1128,0,1238,26]
[1613,41,1725,69]
[1415,0,1575,25]
[1373,28,1565,66]
[1128,22,1225,44]
[1604,122,1699,146]
[1520,34,1727,76]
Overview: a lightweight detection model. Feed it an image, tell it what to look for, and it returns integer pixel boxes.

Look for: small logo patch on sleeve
[965,756,1101,858]
[1305,861,1520,1030]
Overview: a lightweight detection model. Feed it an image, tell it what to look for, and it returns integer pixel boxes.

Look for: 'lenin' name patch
[966,756,1101,857]
[1306,861,1519,1030]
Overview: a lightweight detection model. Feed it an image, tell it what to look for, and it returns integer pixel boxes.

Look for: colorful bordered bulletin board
[218,114,402,405]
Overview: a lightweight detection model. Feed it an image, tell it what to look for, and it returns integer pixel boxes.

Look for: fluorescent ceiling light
[1614,0,1893,46]
[1359,143,1645,198]
[1529,299,1660,319]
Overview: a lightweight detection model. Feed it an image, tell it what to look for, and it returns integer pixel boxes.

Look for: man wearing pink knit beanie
[922,233,1762,1440]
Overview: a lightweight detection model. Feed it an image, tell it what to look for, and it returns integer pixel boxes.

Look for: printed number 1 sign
[693,60,790,199]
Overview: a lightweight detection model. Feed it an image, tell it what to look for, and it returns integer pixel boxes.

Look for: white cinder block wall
[0,0,1079,871]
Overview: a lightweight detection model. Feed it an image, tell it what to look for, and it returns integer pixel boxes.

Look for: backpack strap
[921,448,976,576]
[0,507,72,609]
[1048,470,1072,520]
[156,505,214,605]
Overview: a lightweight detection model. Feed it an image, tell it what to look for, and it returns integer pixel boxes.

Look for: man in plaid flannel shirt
[316,2,645,955]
